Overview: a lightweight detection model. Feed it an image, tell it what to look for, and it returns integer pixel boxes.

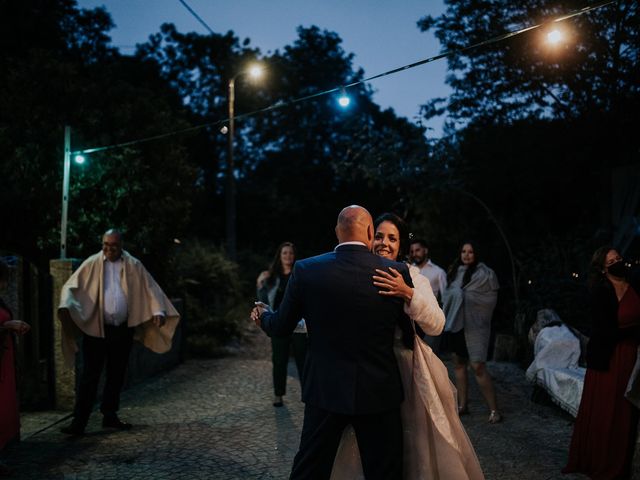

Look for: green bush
[168,239,247,357]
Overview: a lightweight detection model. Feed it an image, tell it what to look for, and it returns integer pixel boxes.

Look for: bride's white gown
[330,266,485,480]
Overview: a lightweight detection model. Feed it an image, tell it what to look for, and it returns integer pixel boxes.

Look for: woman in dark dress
[256,242,308,407]
[0,259,30,476]
[563,246,640,479]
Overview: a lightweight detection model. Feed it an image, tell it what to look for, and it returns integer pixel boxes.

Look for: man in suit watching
[252,205,413,480]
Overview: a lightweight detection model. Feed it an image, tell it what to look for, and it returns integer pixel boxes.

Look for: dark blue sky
[77,0,451,137]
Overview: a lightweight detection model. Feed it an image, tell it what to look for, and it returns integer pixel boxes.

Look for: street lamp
[226,63,263,261]
[60,126,94,259]
[60,126,88,259]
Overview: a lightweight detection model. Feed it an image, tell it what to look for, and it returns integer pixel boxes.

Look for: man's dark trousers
[290,404,403,480]
[73,322,134,426]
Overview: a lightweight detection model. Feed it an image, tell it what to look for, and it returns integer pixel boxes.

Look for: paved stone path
[2,324,627,479]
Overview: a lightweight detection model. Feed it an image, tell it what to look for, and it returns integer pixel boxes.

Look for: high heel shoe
[488,410,502,424]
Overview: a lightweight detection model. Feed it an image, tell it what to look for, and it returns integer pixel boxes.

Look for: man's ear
[367,223,373,244]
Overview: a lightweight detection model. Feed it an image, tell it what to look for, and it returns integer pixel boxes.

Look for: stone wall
[49,258,81,409]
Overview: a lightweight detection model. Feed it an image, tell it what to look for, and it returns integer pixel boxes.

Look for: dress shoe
[102,416,133,430]
[60,422,85,435]
[273,395,284,407]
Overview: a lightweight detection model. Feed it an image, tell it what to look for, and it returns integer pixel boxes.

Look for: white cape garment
[330,330,485,480]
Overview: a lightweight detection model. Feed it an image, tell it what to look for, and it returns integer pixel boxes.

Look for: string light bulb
[338,88,351,108]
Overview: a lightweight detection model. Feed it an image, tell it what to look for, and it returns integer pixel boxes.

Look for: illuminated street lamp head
[546,28,563,45]
[74,154,86,165]
[248,64,263,79]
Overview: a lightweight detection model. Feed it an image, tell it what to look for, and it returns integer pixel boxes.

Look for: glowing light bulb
[547,29,563,45]
[248,65,263,79]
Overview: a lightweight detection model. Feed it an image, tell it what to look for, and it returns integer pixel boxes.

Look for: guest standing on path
[0,259,30,477]
[442,241,501,423]
[58,229,180,435]
[409,237,448,353]
[256,242,307,407]
[409,238,447,300]
[563,246,640,479]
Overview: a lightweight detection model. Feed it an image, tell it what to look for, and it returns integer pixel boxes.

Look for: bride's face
[373,221,400,261]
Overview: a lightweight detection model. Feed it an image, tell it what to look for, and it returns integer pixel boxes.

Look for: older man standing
[58,229,180,435]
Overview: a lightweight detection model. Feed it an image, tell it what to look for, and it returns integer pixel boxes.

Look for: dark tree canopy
[0,0,195,264]
[418,0,639,127]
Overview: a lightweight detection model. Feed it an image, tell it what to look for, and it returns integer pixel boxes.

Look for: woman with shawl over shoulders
[441,241,501,424]
[256,242,308,408]
[331,213,485,480]
[0,259,30,477]
[562,246,640,479]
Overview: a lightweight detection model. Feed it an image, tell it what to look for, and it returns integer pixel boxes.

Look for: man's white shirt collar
[335,241,368,251]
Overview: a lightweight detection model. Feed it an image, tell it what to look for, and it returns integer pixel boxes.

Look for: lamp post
[60,126,71,259]
[225,64,263,261]
[59,126,88,259]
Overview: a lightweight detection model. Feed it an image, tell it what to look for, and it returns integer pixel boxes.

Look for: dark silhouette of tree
[418,0,639,128]
[410,0,639,333]
[0,1,195,265]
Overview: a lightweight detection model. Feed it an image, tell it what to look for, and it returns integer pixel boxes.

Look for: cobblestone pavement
[4,325,629,479]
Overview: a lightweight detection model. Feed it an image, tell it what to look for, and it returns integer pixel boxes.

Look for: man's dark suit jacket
[260,243,413,415]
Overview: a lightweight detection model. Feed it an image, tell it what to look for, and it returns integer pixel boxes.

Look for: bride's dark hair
[374,213,410,262]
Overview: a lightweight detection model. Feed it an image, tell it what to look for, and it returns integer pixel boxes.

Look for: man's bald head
[335,205,374,248]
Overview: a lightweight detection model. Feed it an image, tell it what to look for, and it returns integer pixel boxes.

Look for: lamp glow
[546,29,563,45]
[74,154,86,164]
[338,89,351,108]
[248,65,263,79]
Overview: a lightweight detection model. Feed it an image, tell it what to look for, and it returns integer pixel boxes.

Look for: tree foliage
[412,0,640,333]
[419,0,639,127]
[0,0,195,267]
[137,24,431,260]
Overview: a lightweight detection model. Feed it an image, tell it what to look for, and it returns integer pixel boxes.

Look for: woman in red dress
[0,259,30,465]
[563,246,640,479]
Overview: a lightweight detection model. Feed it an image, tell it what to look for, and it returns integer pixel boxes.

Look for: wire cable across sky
[72,0,618,155]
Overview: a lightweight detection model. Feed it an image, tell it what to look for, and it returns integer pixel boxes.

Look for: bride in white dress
[330,213,484,480]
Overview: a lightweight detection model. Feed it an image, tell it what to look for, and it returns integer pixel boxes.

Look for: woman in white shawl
[330,214,484,480]
[441,241,501,424]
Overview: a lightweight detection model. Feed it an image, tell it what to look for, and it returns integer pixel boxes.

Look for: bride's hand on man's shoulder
[372,267,413,303]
